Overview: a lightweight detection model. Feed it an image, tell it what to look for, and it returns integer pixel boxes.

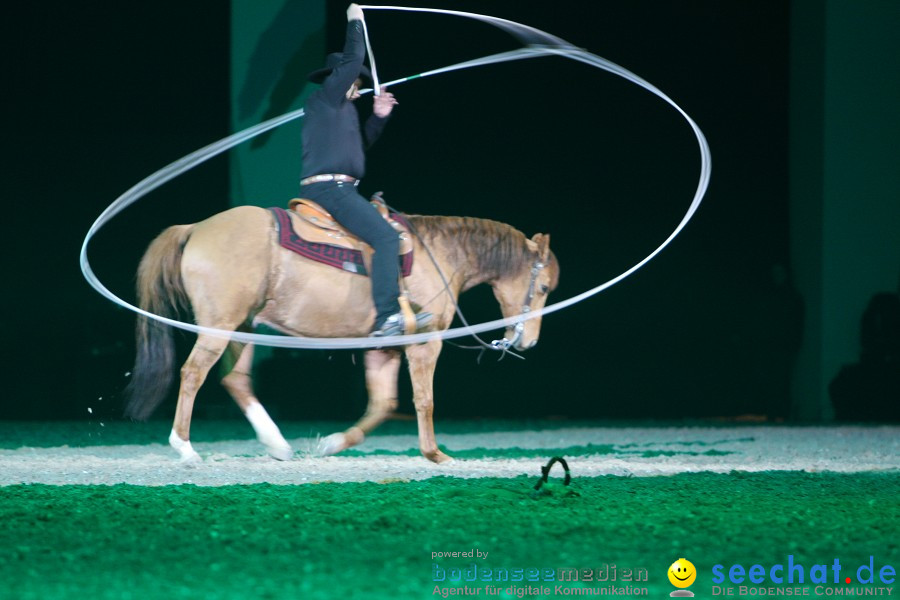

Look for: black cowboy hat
[307,52,373,85]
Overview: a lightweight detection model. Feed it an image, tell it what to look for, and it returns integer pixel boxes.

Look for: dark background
[3,1,803,423]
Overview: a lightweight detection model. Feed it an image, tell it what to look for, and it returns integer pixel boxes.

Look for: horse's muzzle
[515,338,538,351]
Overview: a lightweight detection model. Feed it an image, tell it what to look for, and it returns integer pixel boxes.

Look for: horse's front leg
[318,349,401,456]
[406,339,452,463]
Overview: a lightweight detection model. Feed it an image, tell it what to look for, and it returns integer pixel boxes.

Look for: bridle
[490,257,546,351]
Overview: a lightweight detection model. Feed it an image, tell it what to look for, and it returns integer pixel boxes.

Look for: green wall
[229,0,326,371]
[791,0,900,419]
[230,0,325,207]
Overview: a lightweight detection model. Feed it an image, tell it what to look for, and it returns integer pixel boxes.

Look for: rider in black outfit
[300,3,431,337]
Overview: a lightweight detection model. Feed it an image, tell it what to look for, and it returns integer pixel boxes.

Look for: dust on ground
[1,425,897,486]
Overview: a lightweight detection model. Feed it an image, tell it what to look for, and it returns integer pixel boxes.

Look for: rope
[79,6,711,351]
[359,14,381,95]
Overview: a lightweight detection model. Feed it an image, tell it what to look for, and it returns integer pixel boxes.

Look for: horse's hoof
[425,450,454,464]
[266,443,294,461]
[169,429,202,464]
[316,433,347,456]
[179,450,202,465]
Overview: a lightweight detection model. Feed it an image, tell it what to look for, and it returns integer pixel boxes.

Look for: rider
[300,3,431,338]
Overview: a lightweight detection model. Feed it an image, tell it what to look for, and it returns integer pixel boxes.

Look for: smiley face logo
[668,558,697,588]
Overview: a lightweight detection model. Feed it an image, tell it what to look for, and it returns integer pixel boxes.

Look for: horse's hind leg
[220,342,293,461]
[318,349,401,456]
[170,334,231,463]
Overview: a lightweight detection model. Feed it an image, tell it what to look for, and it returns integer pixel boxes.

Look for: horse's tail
[123,224,194,421]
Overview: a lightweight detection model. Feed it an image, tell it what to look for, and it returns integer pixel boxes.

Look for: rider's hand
[373,87,398,117]
[347,3,364,21]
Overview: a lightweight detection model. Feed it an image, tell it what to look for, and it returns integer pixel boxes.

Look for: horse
[123,204,559,463]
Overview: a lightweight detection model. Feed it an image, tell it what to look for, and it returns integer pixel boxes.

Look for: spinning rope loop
[79,5,711,350]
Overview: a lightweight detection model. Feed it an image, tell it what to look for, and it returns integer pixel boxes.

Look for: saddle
[270,193,414,277]
[287,193,414,256]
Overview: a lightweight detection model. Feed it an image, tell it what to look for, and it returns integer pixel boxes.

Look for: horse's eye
[540,284,550,294]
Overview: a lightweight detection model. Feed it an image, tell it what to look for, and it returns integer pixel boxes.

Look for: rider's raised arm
[320,6,367,104]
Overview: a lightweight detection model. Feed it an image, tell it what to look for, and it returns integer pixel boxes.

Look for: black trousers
[301,181,401,328]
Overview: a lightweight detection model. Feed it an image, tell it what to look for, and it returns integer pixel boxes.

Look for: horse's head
[491,233,559,351]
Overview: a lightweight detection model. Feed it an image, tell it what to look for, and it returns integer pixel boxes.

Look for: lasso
[79,6,711,350]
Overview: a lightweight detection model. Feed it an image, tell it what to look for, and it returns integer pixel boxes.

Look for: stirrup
[370,311,433,338]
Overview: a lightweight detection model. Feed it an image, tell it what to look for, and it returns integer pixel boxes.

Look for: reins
[387,203,527,361]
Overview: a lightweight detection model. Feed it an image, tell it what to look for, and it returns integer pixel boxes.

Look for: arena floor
[1,421,897,486]
[2,420,897,600]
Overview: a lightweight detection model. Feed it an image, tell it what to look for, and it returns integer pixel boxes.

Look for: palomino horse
[123,205,559,463]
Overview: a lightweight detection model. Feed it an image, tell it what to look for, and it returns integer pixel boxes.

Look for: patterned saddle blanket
[269,194,413,277]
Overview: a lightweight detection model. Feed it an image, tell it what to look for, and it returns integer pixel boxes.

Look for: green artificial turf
[1,472,897,600]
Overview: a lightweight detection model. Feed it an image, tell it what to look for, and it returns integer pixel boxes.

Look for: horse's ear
[531,233,551,260]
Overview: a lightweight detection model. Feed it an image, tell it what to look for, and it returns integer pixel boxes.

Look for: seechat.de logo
[712,555,896,586]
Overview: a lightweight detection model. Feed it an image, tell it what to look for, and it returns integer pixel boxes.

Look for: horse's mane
[406,215,532,280]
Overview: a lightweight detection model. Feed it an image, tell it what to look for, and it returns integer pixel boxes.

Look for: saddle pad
[268,207,413,277]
